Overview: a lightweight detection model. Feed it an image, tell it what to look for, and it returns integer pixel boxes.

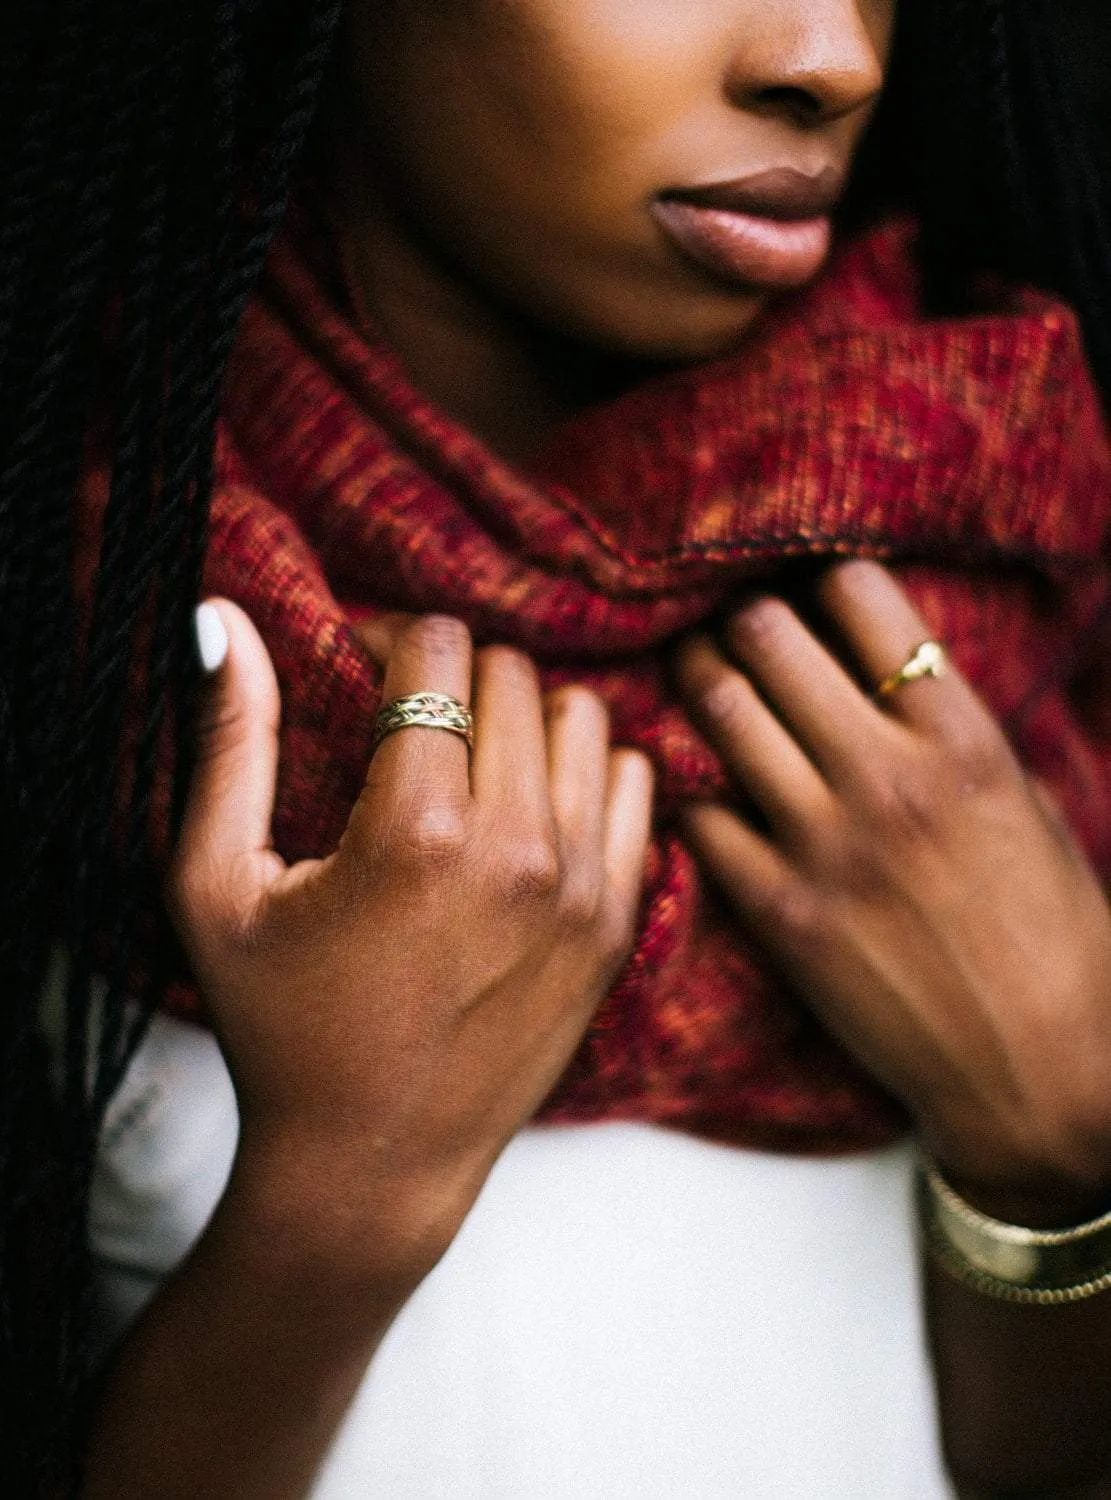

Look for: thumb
[170,599,285,940]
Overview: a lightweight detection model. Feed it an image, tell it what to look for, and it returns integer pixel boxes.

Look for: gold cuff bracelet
[917,1159,1111,1305]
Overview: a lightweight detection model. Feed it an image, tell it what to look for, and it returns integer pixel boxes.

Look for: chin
[599,308,769,367]
[648,308,770,364]
[540,281,774,367]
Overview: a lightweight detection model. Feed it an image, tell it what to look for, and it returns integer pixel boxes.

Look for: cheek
[333,0,891,359]
[504,0,714,164]
[340,10,765,356]
[358,0,712,220]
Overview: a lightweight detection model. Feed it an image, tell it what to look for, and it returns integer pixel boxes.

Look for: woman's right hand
[168,602,653,1296]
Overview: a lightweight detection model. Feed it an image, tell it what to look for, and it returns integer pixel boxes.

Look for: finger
[601,748,654,929]
[471,645,551,826]
[171,599,286,932]
[679,802,798,938]
[725,595,894,782]
[351,610,418,669]
[674,633,831,839]
[546,685,609,864]
[363,614,474,806]
[817,560,982,732]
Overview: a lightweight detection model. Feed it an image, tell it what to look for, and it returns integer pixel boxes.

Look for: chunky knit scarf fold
[187,215,1111,1151]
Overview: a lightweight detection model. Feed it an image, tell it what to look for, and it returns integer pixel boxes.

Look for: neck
[321,156,650,468]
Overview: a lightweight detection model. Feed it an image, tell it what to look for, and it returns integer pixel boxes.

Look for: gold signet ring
[875,640,947,699]
[371,692,475,754]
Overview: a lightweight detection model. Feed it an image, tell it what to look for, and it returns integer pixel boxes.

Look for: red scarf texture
[190,215,1111,1153]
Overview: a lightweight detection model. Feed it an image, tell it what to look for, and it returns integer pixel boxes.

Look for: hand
[169,603,653,1290]
[674,560,1111,1224]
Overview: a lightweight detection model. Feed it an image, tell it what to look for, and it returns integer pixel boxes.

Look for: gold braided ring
[371,692,474,754]
[875,640,947,699]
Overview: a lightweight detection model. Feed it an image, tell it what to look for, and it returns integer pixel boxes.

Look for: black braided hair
[852,0,1111,391]
[0,0,342,1487]
[0,0,1108,1489]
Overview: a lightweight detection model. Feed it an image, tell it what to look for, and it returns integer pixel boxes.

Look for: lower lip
[650,199,832,291]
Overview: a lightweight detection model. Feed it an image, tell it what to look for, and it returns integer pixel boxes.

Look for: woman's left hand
[675,560,1111,1223]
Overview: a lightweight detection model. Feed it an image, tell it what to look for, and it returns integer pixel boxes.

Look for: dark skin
[322,0,892,459]
[88,607,653,1498]
[675,566,1111,1494]
[87,1,1111,1495]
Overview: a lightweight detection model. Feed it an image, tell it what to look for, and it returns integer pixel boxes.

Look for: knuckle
[393,799,471,865]
[477,642,536,683]
[818,557,884,611]
[936,718,1011,794]
[729,596,794,652]
[401,613,472,663]
[547,682,607,727]
[492,833,561,907]
[697,673,748,733]
[756,877,825,942]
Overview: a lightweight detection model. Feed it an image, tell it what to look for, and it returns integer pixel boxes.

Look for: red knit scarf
[188,215,1111,1152]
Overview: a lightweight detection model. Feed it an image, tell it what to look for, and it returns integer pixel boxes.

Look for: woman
[3,0,1111,1494]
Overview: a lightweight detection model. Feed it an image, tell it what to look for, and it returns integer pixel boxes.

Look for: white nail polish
[194,602,229,675]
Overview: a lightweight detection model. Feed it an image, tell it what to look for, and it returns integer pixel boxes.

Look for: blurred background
[1059,0,1111,165]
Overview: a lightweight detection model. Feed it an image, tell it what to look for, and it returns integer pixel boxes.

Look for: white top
[90,1010,955,1499]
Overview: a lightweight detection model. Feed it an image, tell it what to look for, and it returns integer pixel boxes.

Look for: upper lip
[660,165,845,222]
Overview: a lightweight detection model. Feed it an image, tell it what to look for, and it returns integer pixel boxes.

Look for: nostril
[753,85,824,124]
[760,85,821,113]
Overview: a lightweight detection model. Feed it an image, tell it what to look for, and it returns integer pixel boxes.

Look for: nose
[724,1,888,129]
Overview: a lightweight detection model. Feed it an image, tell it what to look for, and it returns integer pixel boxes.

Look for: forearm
[928,1246,1111,1496]
[83,1153,410,1500]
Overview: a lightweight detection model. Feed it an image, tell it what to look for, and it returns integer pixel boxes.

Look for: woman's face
[333,0,897,361]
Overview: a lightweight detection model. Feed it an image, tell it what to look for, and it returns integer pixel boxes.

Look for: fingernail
[194,602,229,675]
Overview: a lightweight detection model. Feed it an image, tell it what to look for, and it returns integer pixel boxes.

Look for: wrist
[927,1161,1111,1233]
[917,1156,1111,1306]
[920,1112,1111,1230]
[225,1122,470,1299]
[933,1166,1111,1231]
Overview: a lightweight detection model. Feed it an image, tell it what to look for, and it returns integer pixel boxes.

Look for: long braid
[0,1,343,1486]
[886,0,1111,389]
[89,0,233,1117]
[47,10,191,1439]
[0,4,148,1470]
[1001,0,1111,392]
[91,0,344,1109]
[93,0,343,1111]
